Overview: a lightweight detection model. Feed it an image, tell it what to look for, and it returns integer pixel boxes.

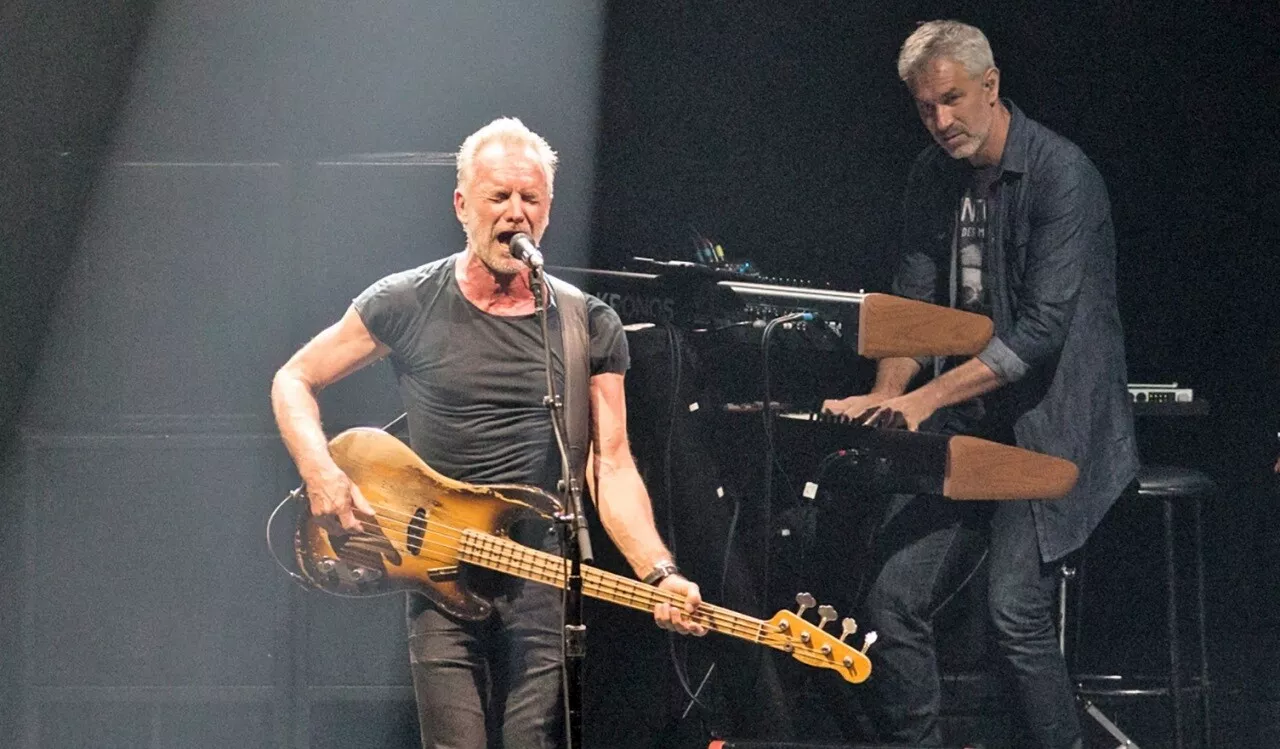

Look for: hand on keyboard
[821,394,891,420]
[857,392,937,432]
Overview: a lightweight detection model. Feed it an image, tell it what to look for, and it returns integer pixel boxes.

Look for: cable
[266,489,312,588]
[659,323,711,715]
[758,312,812,613]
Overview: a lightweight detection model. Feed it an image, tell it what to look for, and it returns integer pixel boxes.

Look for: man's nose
[504,197,527,224]
[934,106,954,132]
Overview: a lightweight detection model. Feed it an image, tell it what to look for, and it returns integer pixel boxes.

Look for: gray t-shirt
[353,254,629,494]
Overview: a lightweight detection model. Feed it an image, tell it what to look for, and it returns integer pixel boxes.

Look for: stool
[1068,465,1214,749]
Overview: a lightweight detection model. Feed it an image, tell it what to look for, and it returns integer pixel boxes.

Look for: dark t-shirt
[353,254,629,495]
[953,165,1000,317]
[941,166,1007,431]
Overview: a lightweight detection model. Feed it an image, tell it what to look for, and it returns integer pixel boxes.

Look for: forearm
[910,357,1004,411]
[871,357,923,396]
[593,453,672,579]
[271,369,339,483]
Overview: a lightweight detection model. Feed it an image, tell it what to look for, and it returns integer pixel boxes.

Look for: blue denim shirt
[893,101,1139,562]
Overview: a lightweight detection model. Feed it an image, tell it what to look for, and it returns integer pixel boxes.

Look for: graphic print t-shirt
[947,165,1014,436]
[954,165,999,317]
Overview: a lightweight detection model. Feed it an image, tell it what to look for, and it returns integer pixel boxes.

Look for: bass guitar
[270,427,873,684]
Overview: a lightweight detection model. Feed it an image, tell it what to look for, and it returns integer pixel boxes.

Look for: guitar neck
[458,530,776,649]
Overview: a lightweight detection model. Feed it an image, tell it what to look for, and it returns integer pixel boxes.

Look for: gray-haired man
[825,20,1138,749]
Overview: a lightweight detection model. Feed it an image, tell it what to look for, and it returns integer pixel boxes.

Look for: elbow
[594,442,636,479]
[271,362,318,404]
[592,454,622,487]
[269,367,292,414]
[978,337,1031,383]
[270,365,294,398]
[1001,307,1074,376]
[591,447,639,501]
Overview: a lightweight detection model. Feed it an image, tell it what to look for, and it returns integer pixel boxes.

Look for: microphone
[509,232,544,269]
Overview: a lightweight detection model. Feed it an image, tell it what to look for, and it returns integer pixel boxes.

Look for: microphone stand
[529,265,592,749]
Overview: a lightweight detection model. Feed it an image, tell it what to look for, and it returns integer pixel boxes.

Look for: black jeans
[406,557,565,749]
[860,494,1081,749]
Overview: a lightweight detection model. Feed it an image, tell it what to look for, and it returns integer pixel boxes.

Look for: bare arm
[867,356,1004,430]
[826,355,1003,432]
[271,306,389,529]
[588,372,674,577]
[589,371,705,635]
[823,356,922,417]
[869,356,923,396]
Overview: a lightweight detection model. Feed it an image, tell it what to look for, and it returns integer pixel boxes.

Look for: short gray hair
[456,117,559,197]
[897,20,995,84]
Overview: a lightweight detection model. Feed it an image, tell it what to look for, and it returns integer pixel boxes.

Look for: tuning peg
[817,605,837,630]
[794,592,816,618]
[860,631,878,654]
[839,618,857,643]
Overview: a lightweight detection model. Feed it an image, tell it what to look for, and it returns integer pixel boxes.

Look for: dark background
[2,1,1277,747]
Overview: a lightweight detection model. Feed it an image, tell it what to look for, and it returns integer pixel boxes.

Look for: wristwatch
[643,560,680,586]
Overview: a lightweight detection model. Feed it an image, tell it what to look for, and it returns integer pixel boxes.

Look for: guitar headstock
[764,594,873,684]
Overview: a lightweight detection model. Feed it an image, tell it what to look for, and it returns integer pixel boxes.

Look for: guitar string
[313,498,803,649]
[320,496,764,640]
[356,509,778,645]
[296,483,860,665]
[301,495,866,666]
[461,529,782,645]
[373,507,855,665]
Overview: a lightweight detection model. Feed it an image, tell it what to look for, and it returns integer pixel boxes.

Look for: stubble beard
[940,127,983,160]
[942,111,991,162]
[468,233,524,278]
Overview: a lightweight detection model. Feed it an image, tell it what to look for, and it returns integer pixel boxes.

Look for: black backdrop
[590,2,1280,735]
[3,1,1279,747]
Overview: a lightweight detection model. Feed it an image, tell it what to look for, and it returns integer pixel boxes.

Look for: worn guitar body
[294,427,562,621]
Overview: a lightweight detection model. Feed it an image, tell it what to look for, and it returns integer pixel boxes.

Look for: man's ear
[453,188,466,223]
[983,67,1000,101]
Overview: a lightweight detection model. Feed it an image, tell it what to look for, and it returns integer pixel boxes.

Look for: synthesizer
[549,261,993,361]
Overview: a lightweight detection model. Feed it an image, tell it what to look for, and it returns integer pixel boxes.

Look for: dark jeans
[407,564,565,749]
[860,494,1081,749]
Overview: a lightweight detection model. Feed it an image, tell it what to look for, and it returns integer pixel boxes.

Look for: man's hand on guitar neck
[653,575,708,637]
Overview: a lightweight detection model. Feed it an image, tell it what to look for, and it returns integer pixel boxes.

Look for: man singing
[272,117,706,749]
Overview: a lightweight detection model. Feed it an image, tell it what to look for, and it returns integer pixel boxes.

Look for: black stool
[1068,465,1214,749]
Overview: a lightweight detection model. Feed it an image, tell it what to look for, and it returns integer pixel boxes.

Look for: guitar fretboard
[457,530,781,648]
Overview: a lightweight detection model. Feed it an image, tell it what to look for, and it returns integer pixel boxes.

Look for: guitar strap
[546,274,591,485]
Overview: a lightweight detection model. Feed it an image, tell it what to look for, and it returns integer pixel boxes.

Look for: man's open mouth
[496,231,516,245]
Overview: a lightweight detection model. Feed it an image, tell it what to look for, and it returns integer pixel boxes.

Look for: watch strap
[642,560,679,586]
